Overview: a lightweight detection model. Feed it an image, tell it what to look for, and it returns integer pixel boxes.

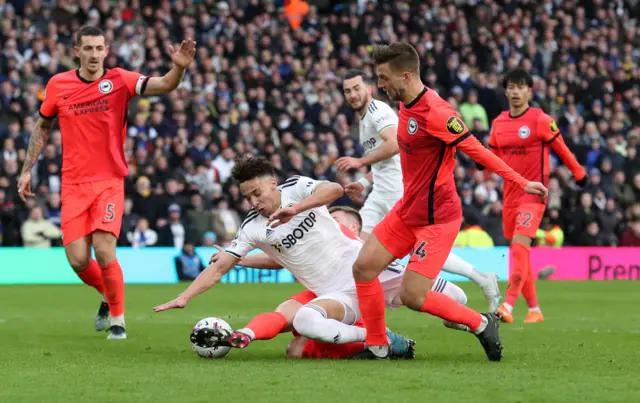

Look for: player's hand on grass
[17,172,34,202]
[209,244,225,265]
[335,157,364,172]
[267,207,297,228]
[524,181,548,197]
[344,182,364,201]
[154,296,188,312]
[169,38,197,69]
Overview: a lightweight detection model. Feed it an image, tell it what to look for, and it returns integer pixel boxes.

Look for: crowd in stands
[1,0,639,249]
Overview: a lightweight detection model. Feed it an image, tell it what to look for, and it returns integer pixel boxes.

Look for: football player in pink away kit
[352,42,548,361]
[17,26,196,340]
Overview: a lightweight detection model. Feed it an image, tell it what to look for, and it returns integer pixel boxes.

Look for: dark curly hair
[231,156,275,184]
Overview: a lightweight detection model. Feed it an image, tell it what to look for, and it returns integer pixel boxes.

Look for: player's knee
[293,305,328,342]
[399,286,427,311]
[67,253,91,273]
[93,244,116,267]
[352,257,377,282]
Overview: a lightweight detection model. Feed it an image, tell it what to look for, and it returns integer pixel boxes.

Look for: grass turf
[1,281,639,403]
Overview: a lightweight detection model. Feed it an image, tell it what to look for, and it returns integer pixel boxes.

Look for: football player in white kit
[336,70,501,312]
[154,157,466,356]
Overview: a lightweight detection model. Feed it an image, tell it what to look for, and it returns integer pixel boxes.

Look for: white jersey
[225,176,362,296]
[359,100,403,199]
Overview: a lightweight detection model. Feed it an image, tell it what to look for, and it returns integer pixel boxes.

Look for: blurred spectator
[185,193,213,245]
[20,206,62,248]
[174,243,205,281]
[536,211,565,248]
[212,199,240,244]
[158,204,186,248]
[455,213,494,248]
[127,218,158,248]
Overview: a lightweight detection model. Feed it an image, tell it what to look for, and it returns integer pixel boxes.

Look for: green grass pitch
[1,281,639,402]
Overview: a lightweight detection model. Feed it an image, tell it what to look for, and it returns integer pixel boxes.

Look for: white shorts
[359,194,399,233]
[310,261,405,325]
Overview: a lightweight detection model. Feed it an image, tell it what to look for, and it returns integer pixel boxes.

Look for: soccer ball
[190,317,233,359]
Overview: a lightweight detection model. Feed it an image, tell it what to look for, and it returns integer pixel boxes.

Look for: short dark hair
[344,69,366,82]
[231,156,275,183]
[372,42,420,73]
[328,205,363,231]
[76,25,105,46]
[502,68,533,89]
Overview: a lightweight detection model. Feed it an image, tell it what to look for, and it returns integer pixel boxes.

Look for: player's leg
[400,218,502,362]
[292,297,366,344]
[496,207,517,323]
[61,184,109,331]
[91,178,126,339]
[498,204,545,323]
[226,295,308,349]
[442,253,501,312]
[352,208,414,358]
[358,196,385,242]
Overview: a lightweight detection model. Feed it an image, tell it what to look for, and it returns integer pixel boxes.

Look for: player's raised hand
[267,207,297,228]
[17,171,34,202]
[169,38,197,69]
[209,244,225,265]
[154,295,189,312]
[524,181,548,197]
[344,182,364,201]
[335,157,364,172]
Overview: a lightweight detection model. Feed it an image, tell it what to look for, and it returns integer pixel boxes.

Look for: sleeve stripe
[283,175,300,184]
[39,110,56,119]
[279,182,297,190]
[225,250,241,258]
[240,211,259,229]
[376,124,397,134]
[545,132,561,144]
[136,76,150,95]
[448,132,471,147]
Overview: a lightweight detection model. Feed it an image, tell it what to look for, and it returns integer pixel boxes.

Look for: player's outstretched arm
[153,252,239,312]
[345,171,373,202]
[143,39,196,96]
[268,182,344,228]
[17,117,54,202]
[209,244,283,269]
[335,126,399,171]
[457,135,548,197]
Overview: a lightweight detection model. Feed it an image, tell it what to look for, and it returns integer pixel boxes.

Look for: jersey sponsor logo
[407,118,418,135]
[549,120,559,133]
[518,126,531,139]
[68,99,109,115]
[501,145,527,155]
[398,137,412,154]
[362,137,377,151]
[375,115,390,125]
[279,211,317,250]
[446,117,465,135]
[98,79,113,94]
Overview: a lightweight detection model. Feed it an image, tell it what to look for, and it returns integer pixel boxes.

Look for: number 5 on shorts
[104,203,115,222]
[413,241,427,261]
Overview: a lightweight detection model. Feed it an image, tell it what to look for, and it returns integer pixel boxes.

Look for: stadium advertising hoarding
[0,247,510,284]
[529,247,640,280]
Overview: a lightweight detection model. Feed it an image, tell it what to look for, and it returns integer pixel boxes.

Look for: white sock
[101,294,107,303]
[237,328,255,340]
[431,278,468,305]
[473,315,488,335]
[293,305,366,344]
[110,315,125,328]
[503,303,513,313]
[528,307,541,312]
[442,253,486,286]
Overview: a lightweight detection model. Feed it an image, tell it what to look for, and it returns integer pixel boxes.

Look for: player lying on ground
[336,69,500,311]
[17,26,195,339]
[483,68,587,324]
[350,42,548,361]
[205,205,469,359]
[154,157,466,359]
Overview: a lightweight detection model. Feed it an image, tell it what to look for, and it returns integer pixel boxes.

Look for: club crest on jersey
[446,117,465,135]
[98,79,113,94]
[407,118,418,135]
[518,126,531,139]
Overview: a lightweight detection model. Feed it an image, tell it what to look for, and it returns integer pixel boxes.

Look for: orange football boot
[496,304,513,324]
[524,310,544,323]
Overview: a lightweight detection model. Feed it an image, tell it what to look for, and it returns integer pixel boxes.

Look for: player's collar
[76,68,109,84]
[404,87,428,109]
[508,106,530,119]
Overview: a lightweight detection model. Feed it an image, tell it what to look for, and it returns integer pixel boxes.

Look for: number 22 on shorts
[516,211,532,227]
[104,203,115,222]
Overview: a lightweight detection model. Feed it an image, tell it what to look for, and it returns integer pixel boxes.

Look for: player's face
[376,63,408,102]
[505,81,532,108]
[343,76,371,111]
[330,211,361,236]
[75,35,108,74]
[240,176,280,217]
